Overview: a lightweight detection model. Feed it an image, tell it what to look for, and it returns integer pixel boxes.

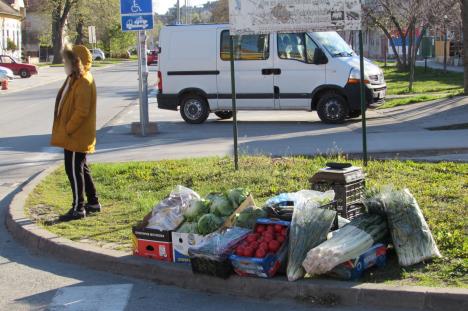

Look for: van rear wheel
[214,111,233,120]
[316,92,349,124]
[180,94,210,124]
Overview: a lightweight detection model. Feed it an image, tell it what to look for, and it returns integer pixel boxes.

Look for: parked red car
[147,50,158,66]
[0,55,38,78]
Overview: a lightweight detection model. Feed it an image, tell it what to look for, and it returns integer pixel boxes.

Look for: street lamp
[443,15,448,73]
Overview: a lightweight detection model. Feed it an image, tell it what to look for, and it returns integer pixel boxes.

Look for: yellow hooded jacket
[51,45,97,153]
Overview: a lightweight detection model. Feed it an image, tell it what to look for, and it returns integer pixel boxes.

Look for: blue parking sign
[121,14,154,31]
[120,0,154,32]
[120,0,153,15]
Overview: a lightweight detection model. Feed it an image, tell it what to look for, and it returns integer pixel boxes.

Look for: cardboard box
[132,212,174,262]
[173,194,256,264]
[229,218,290,278]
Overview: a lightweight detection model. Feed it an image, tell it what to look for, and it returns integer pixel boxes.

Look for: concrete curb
[5,167,468,311]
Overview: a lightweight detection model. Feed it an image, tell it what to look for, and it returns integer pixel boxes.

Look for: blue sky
[154,0,212,14]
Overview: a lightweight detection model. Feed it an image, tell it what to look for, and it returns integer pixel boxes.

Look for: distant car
[0,55,38,78]
[147,50,158,65]
[91,48,106,61]
[0,66,14,81]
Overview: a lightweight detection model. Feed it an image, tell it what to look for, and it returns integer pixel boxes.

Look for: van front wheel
[316,92,349,124]
[180,94,210,124]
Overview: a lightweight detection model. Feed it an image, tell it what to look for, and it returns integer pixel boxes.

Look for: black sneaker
[58,207,86,222]
[85,202,102,214]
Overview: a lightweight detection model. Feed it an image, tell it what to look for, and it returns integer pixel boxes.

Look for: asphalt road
[1,61,465,310]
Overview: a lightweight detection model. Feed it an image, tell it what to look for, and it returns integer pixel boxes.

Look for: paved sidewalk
[415,59,464,73]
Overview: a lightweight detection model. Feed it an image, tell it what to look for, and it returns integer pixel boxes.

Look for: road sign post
[229,0,367,167]
[229,35,239,170]
[120,0,154,136]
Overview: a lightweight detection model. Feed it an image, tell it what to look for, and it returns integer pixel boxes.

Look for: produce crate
[310,165,365,220]
[327,243,387,280]
[190,257,233,279]
[132,212,174,262]
[229,218,290,278]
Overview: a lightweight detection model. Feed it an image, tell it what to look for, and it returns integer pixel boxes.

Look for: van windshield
[311,32,354,57]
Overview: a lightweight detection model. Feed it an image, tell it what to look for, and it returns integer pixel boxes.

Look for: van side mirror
[314,49,328,65]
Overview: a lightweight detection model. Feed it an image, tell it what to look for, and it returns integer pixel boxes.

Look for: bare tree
[50,0,79,64]
[462,0,468,94]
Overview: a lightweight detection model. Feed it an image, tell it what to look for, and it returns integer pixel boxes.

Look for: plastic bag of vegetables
[286,191,337,281]
[147,186,200,231]
[303,214,388,275]
[364,187,441,266]
[209,194,235,217]
[184,199,211,222]
[197,213,225,235]
[233,206,267,229]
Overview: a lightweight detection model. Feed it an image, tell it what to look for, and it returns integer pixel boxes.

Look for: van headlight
[348,68,369,85]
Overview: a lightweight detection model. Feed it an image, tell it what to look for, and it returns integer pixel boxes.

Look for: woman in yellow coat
[51,45,101,221]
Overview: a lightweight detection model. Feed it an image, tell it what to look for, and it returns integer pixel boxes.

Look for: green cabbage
[177,222,199,234]
[197,213,224,235]
[227,188,249,208]
[209,195,234,217]
[184,199,210,222]
[234,206,267,229]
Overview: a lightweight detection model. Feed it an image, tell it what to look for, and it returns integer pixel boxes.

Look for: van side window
[220,30,269,61]
[278,33,320,64]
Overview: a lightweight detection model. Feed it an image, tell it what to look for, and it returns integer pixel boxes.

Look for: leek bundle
[303,214,388,275]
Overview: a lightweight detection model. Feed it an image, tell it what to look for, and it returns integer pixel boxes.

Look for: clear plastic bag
[146,185,200,231]
[188,227,251,261]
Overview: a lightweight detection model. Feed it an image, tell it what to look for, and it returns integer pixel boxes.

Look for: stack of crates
[310,165,365,221]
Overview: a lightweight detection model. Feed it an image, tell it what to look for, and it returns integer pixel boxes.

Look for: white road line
[48,284,133,311]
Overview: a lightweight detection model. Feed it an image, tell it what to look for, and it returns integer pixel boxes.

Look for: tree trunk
[51,4,64,64]
[409,26,417,92]
[463,0,468,94]
[75,15,84,45]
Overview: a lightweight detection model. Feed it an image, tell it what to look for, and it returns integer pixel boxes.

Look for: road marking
[49,284,133,311]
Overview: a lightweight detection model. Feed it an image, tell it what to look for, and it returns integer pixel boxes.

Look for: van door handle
[272,68,281,75]
[262,68,272,75]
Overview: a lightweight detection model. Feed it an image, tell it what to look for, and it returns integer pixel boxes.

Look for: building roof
[0,0,21,18]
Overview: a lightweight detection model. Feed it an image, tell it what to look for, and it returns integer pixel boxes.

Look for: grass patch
[26,156,468,288]
[376,62,464,109]
[37,58,134,68]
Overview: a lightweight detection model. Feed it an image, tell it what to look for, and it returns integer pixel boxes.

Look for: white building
[0,0,24,59]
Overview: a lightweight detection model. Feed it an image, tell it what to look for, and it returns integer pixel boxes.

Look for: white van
[157,24,386,124]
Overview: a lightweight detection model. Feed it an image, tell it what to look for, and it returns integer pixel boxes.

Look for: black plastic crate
[190,257,233,279]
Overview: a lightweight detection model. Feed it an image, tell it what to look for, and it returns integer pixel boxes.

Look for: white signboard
[229,0,362,35]
[88,26,97,44]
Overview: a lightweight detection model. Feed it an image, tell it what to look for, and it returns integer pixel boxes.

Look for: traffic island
[6,157,468,310]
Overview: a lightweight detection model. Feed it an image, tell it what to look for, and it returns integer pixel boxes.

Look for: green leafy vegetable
[234,206,267,229]
[184,199,210,222]
[227,188,249,208]
[177,222,199,234]
[197,213,224,235]
[209,195,234,217]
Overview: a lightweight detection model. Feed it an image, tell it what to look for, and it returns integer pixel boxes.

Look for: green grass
[26,156,468,288]
[37,58,134,68]
[377,62,464,109]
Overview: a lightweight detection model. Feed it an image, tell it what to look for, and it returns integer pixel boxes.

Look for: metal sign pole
[137,30,146,136]
[358,30,368,166]
[229,35,239,170]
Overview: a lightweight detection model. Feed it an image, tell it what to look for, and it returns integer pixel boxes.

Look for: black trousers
[64,149,98,211]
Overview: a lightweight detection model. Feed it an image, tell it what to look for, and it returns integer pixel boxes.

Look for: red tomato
[268,240,280,252]
[256,225,266,233]
[255,248,266,258]
[250,241,259,249]
[264,235,273,243]
[266,225,275,233]
[246,234,257,243]
[277,236,286,244]
[257,236,263,242]
[274,224,283,233]
[259,242,269,251]
[236,246,245,256]
[244,246,254,257]
[281,228,288,236]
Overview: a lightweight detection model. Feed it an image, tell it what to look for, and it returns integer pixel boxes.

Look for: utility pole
[177,0,181,24]
[443,15,448,73]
